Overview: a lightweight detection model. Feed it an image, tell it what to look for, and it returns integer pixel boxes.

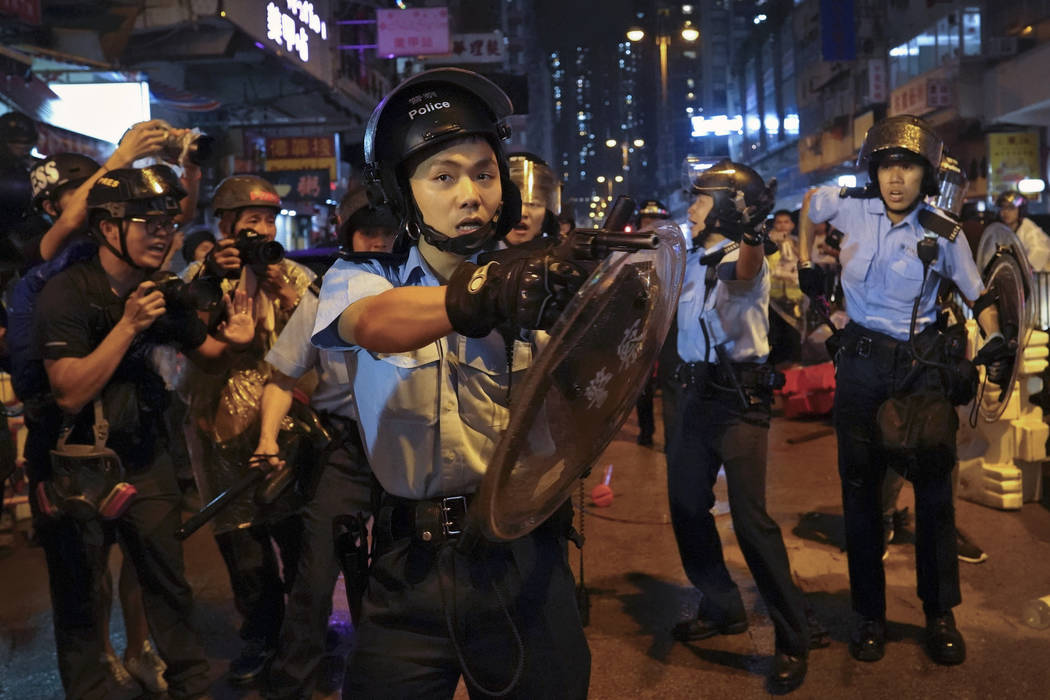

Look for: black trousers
[32,459,210,700]
[667,384,809,656]
[266,421,374,700]
[343,511,590,699]
[635,373,656,440]
[215,514,302,648]
[834,348,959,621]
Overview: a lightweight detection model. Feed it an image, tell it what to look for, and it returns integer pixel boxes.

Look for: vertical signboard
[988,131,1042,202]
[223,0,333,85]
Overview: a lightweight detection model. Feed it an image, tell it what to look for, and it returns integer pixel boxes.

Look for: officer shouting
[798,115,1012,666]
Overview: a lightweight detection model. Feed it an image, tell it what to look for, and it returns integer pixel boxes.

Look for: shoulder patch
[917,208,960,242]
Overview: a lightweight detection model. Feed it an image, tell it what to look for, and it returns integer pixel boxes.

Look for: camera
[144,272,220,351]
[158,127,215,166]
[235,228,285,268]
[150,271,222,314]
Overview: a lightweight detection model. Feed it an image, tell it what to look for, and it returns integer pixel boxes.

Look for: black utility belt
[839,323,938,361]
[381,492,473,545]
[676,361,784,392]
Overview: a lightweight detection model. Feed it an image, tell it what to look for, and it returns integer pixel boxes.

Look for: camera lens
[187,134,215,166]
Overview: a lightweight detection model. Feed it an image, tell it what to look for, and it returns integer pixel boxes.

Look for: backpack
[6,238,97,400]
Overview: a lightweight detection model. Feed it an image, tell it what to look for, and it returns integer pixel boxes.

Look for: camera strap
[55,399,110,453]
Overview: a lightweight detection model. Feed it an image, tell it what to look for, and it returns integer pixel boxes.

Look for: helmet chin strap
[409,201,500,255]
[97,219,169,273]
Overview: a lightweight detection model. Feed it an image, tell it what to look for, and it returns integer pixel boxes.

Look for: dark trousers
[635,374,656,440]
[344,513,590,699]
[215,514,302,647]
[834,349,959,621]
[667,385,809,656]
[266,422,373,700]
[33,460,210,700]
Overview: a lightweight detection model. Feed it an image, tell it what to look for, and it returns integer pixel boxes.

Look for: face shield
[509,155,561,214]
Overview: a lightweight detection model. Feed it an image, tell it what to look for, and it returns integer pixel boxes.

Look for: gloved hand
[445,254,587,337]
[797,262,826,301]
[975,334,1016,389]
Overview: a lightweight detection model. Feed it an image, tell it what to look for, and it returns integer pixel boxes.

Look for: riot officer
[256,187,396,699]
[504,151,560,247]
[798,115,1012,666]
[310,67,590,699]
[669,160,811,692]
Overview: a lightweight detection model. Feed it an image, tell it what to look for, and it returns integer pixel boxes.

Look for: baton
[175,467,268,540]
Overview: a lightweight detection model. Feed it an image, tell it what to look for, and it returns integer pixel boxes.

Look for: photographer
[181,174,315,684]
[24,120,201,269]
[28,165,255,699]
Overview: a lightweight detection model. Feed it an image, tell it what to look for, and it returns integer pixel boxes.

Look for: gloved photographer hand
[445,254,587,337]
[797,261,826,301]
[975,334,1015,389]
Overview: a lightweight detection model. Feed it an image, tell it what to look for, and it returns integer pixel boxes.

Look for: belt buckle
[857,336,872,358]
[440,495,467,537]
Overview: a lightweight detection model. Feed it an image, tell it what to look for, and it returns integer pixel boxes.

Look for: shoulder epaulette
[838,185,878,199]
[917,207,961,242]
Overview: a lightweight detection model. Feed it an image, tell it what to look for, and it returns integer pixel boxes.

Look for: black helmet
[363,67,521,254]
[689,159,776,238]
[636,199,671,222]
[997,190,1028,219]
[337,185,399,254]
[181,227,216,263]
[29,153,100,211]
[87,165,185,269]
[858,115,942,197]
[0,111,37,144]
[213,175,281,214]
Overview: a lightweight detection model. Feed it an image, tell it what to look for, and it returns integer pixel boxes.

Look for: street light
[626,27,645,42]
[681,21,699,42]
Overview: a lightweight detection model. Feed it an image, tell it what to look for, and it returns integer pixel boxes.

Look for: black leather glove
[975,335,1015,388]
[445,254,587,338]
[797,262,825,300]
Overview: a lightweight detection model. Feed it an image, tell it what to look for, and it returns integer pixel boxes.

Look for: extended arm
[338,286,452,353]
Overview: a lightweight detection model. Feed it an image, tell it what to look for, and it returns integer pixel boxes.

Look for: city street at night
[4,405,1050,698]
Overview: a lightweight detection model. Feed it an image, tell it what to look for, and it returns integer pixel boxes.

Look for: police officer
[504,151,560,247]
[668,160,810,691]
[30,165,255,698]
[181,174,315,684]
[632,199,678,448]
[256,188,397,699]
[798,115,1011,666]
[310,67,590,699]
[669,160,812,691]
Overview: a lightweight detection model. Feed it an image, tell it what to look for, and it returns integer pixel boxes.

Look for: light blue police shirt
[310,246,533,500]
[265,291,356,420]
[677,239,771,364]
[808,186,983,341]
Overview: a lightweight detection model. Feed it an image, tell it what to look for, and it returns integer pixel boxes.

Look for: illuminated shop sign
[224,0,333,84]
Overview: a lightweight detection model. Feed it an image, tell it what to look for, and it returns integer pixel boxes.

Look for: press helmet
[29,153,100,212]
[213,175,281,214]
[858,115,943,198]
[688,159,776,238]
[87,165,185,269]
[363,67,521,254]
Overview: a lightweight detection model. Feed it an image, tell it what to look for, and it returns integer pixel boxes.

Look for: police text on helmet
[408,101,452,120]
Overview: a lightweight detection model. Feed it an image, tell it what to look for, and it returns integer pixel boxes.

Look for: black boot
[848,617,886,662]
[925,610,966,665]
